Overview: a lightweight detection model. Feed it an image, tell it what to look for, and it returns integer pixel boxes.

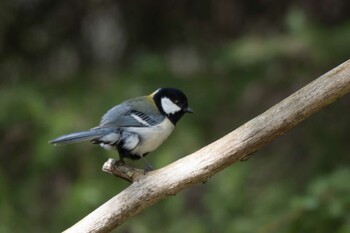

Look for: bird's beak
[185,107,194,113]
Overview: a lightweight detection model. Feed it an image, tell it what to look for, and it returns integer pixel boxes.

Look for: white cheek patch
[161,97,181,114]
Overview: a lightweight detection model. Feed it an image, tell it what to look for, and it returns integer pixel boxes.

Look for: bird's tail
[49,128,113,145]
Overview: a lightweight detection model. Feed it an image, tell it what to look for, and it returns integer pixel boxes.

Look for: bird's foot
[113,159,126,166]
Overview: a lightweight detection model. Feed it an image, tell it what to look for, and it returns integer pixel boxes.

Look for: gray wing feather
[99,97,164,128]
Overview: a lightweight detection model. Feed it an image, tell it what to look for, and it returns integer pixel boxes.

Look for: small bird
[49,87,193,169]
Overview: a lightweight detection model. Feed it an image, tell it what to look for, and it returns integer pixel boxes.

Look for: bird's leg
[116,148,126,165]
[141,156,154,171]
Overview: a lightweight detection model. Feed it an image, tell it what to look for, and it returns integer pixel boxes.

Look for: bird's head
[151,87,193,124]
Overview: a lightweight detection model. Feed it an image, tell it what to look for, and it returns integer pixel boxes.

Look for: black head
[151,88,193,125]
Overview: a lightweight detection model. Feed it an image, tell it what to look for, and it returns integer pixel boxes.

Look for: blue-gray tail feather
[49,128,112,145]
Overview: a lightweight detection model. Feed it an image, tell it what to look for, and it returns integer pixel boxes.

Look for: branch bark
[64,59,350,233]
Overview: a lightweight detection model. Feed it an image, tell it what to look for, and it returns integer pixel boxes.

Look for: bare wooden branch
[102,159,145,183]
[63,59,350,233]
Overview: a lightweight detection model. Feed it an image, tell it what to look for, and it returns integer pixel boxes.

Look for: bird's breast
[127,118,175,156]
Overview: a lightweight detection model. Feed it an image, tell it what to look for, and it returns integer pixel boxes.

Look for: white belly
[127,118,175,156]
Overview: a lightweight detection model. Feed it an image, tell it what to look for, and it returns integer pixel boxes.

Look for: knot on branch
[102,159,146,183]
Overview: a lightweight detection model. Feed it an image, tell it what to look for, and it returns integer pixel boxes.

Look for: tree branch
[64,59,350,233]
[102,159,145,183]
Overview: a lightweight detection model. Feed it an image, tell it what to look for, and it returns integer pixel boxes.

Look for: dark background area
[0,0,349,232]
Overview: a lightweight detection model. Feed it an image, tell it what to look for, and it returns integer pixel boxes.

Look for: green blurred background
[1,1,350,232]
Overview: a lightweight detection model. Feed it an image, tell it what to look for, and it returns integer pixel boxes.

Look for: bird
[49,87,193,169]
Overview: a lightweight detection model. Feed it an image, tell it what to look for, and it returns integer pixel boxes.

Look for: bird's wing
[98,96,164,128]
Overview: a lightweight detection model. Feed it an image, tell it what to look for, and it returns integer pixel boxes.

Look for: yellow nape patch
[146,95,157,107]
[149,88,160,98]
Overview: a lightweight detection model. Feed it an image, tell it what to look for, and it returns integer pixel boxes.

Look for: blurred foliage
[0,1,350,232]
